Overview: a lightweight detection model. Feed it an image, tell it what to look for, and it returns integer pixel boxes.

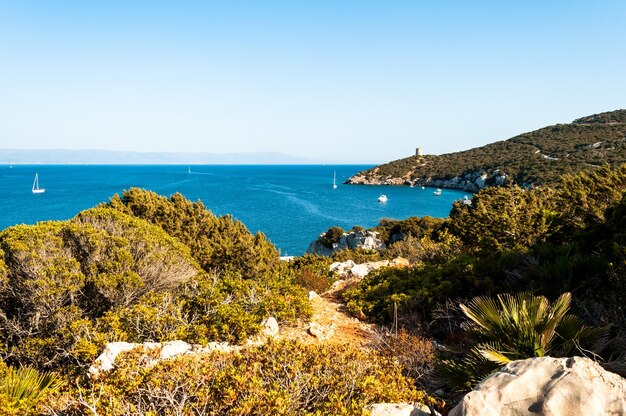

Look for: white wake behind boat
[333,170,337,189]
[377,194,388,203]
[32,173,45,194]
[433,188,442,196]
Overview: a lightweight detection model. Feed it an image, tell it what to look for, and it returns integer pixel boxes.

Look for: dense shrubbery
[0,190,310,374]
[56,341,429,415]
[107,188,281,277]
[344,165,626,352]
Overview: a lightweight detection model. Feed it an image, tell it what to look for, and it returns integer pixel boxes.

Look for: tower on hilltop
[416,147,424,156]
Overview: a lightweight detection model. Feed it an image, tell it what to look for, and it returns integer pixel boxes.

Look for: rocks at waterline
[306,229,386,256]
[449,356,626,416]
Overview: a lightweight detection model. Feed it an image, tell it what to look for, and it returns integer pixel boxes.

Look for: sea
[0,165,470,255]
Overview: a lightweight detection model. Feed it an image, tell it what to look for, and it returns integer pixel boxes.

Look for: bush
[62,341,430,416]
[319,226,345,249]
[107,188,281,277]
[0,214,199,370]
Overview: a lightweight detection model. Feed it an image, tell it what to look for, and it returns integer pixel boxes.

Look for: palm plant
[439,292,609,390]
[1,366,58,412]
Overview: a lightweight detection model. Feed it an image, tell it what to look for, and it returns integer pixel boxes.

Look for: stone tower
[416,147,423,156]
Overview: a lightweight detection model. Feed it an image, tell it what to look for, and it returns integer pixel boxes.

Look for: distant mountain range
[0,149,325,165]
[347,109,626,191]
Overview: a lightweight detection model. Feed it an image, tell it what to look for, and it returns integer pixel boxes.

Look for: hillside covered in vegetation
[347,109,626,190]
[1,165,626,414]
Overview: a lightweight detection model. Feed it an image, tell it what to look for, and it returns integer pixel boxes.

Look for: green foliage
[449,185,560,254]
[353,110,626,188]
[0,364,58,415]
[66,341,428,415]
[375,216,444,245]
[344,255,492,323]
[439,292,610,390]
[287,254,335,293]
[318,226,344,249]
[107,188,281,276]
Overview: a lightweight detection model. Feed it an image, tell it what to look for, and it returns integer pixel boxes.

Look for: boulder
[366,403,439,416]
[449,356,626,416]
[307,322,336,341]
[260,316,279,338]
[307,230,386,256]
[350,263,372,278]
[308,290,322,301]
[89,340,239,377]
[330,260,356,277]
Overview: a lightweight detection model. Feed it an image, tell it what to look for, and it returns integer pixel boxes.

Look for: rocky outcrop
[89,340,238,377]
[449,356,626,416]
[329,258,409,280]
[306,230,386,256]
[366,403,440,416]
[347,169,508,192]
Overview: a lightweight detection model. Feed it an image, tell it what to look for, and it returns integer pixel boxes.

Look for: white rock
[449,356,626,416]
[260,316,279,338]
[366,403,439,416]
[307,322,335,341]
[89,341,140,376]
[350,263,371,278]
[159,340,193,359]
[308,291,322,301]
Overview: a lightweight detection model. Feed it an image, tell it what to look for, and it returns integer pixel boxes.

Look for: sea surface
[0,165,470,255]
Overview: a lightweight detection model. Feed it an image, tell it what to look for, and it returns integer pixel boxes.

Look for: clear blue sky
[1,1,624,163]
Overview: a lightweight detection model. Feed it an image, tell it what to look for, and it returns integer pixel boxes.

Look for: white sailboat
[32,173,45,194]
[433,188,442,196]
[377,194,388,203]
[333,171,337,189]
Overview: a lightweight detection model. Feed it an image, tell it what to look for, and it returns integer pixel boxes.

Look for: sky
[0,1,625,163]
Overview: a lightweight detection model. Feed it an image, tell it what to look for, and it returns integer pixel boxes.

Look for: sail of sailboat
[32,173,46,194]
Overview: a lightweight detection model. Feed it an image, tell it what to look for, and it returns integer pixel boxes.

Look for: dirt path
[280,285,380,349]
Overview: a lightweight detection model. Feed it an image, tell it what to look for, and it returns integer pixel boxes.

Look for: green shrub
[438,292,610,390]
[319,226,344,249]
[65,341,429,415]
[107,188,281,277]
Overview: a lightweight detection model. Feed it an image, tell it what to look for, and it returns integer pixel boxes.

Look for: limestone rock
[307,322,336,341]
[160,340,194,359]
[89,340,238,377]
[260,316,279,338]
[306,230,386,256]
[89,342,142,376]
[366,403,439,416]
[308,291,322,301]
[449,356,626,416]
[330,260,356,276]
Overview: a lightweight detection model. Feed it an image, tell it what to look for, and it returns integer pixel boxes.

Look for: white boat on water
[377,194,388,203]
[32,173,45,194]
[333,171,337,189]
[433,188,442,196]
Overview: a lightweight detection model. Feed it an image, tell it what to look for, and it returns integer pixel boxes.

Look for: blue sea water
[0,165,470,255]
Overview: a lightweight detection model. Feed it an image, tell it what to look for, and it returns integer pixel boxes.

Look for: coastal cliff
[347,109,626,189]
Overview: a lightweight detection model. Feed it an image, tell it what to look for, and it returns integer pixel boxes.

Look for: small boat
[421,186,425,190]
[377,194,388,203]
[188,165,191,174]
[333,171,337,189]
[433,188,442,196]
[32,173,45,194]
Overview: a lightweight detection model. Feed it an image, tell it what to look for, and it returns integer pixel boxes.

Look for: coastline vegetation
[0,161,626,413]
[351,109,626,187]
